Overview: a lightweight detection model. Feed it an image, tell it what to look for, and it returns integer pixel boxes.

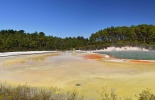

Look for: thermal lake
[96,51,155,60]
[0,51,155,99]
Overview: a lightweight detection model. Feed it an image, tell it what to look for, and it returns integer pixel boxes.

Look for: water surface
[96,51,155,60]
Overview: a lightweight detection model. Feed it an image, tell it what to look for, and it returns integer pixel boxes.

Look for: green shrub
[97,87,118,100]
[0,83,84,100]
[0,83,155,100]
[138,89,155,100]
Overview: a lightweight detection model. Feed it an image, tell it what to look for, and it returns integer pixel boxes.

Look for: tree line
[0,30,88,52]
[0,24,155,52]
[89,24,155,50]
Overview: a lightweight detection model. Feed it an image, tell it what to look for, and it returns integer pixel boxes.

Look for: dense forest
[0,30,88,51]
[0,24,155,52]
[89,24,155,50]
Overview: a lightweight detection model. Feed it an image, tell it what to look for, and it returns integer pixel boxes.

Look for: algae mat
[0,52,155,99]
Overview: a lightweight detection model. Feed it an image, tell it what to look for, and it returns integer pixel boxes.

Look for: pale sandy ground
[0,51,58,57]
[0,51,155,99]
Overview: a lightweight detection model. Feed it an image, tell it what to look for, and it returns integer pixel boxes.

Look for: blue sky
[0,0,155,38]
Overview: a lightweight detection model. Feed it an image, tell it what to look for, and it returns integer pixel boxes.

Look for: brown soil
[82,54,104,59]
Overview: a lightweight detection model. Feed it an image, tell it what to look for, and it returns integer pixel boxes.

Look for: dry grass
[0,83,85,100]
[0,83,154,100]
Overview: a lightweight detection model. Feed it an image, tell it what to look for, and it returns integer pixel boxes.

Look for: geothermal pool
[96,51,155,60]
[0,52,155,99]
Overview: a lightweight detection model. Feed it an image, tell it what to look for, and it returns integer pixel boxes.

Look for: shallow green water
[97,51,155,60]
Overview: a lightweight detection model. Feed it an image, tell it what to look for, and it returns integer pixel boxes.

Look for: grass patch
[97,87,155,100]
[0,83,155,100]
[0,83,85,100]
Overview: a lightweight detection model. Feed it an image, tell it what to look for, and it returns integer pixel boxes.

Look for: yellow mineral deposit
[0,52,155,99]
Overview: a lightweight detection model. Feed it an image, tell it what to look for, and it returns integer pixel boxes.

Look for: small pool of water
[96,51,155,60]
